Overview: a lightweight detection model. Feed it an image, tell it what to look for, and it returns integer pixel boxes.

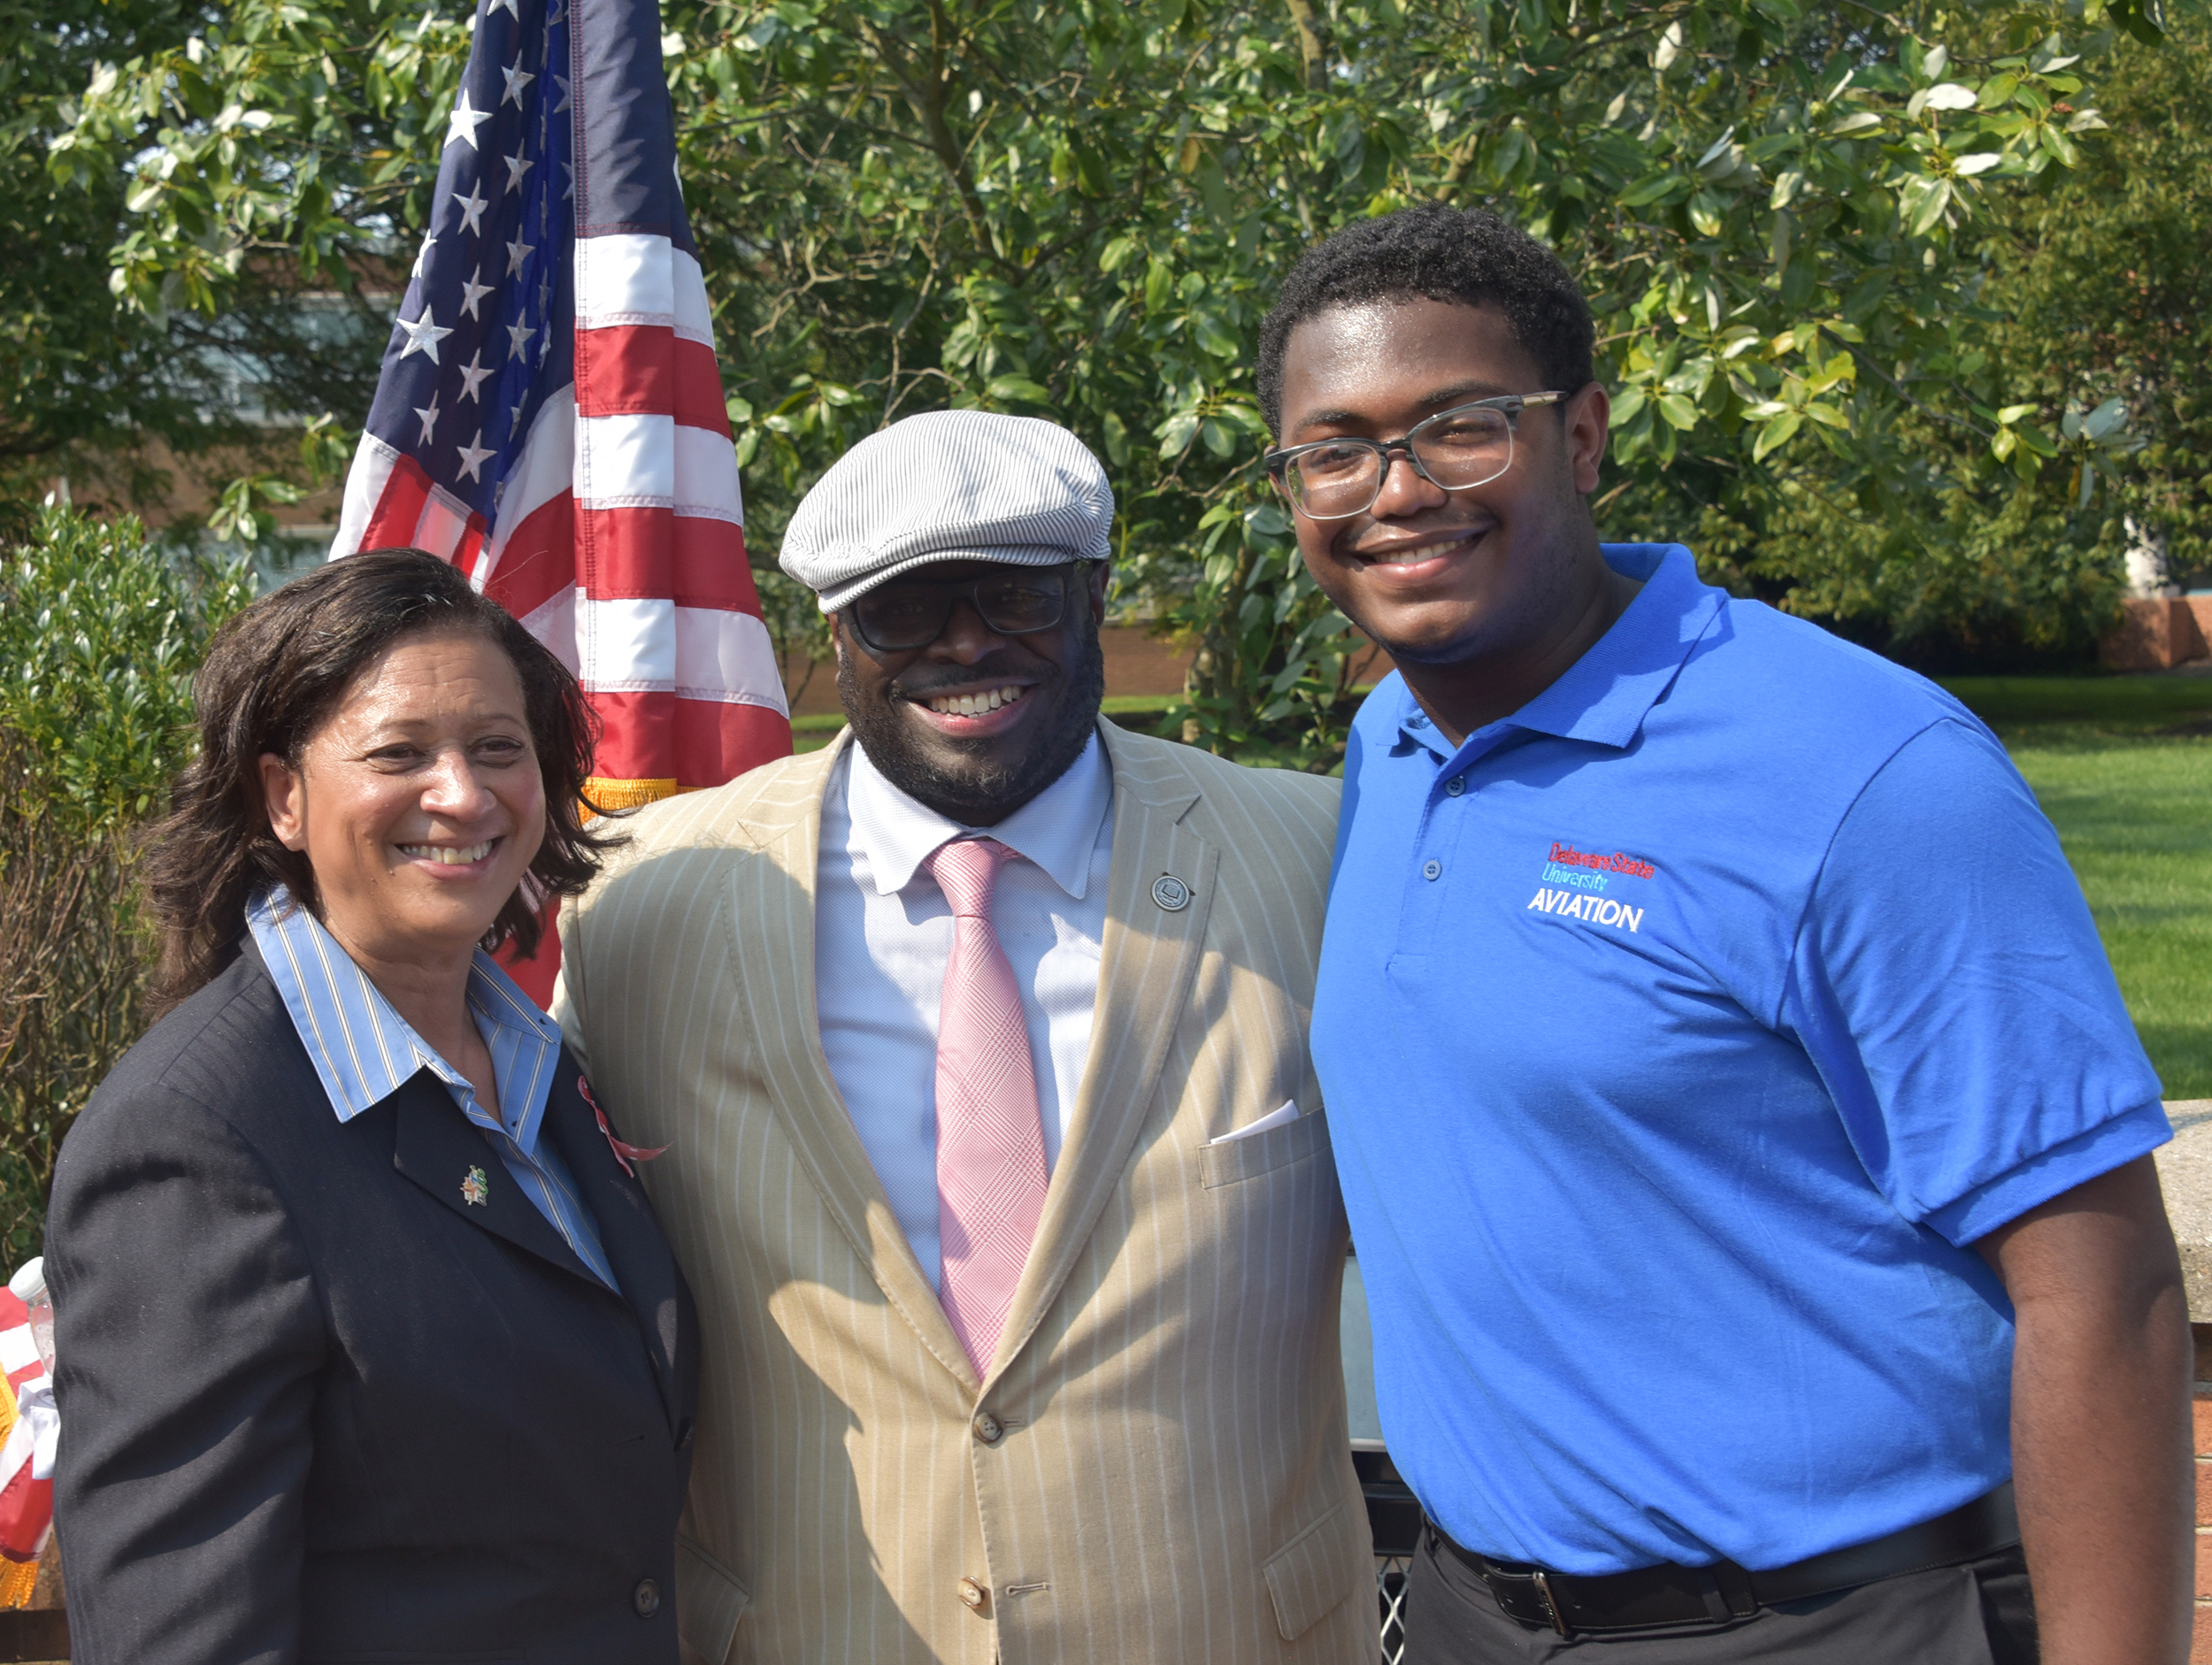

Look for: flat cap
[779,410,1114,613]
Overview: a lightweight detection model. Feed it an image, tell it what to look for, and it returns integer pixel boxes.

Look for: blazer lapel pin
[579,1076,668,1178]
[461,1165,490,1207]
[1152,873,1191,911]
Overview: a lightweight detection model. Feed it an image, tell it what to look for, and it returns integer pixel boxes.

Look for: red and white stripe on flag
[327,0,792,1005]
[331,235,790,802]
[517,234,787,802]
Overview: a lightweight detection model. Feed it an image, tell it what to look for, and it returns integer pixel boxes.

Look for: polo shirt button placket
[1445,776,1466,796]
[1422,860,1442,881]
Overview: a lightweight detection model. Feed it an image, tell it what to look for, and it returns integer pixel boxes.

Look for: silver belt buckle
[1530,1569,1573,1638]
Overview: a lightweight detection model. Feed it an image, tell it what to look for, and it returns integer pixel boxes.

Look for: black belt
[1434,1483,2019,1638]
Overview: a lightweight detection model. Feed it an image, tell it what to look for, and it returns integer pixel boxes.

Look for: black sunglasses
[842,562,1094,654]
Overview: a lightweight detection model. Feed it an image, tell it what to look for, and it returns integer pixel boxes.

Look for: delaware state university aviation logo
[1526,840,1657,933]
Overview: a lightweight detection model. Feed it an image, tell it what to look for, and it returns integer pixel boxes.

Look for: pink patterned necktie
[926,837,1050,1377]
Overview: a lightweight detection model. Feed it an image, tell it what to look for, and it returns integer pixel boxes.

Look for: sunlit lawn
[1947,676,2212,1101]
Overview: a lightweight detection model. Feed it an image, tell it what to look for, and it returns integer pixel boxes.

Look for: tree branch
[857,1,1004,267]
[1284,0,1334,92]
[1820,324,1995,443]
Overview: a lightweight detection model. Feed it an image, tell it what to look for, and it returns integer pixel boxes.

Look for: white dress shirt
[815,733,1115,1289]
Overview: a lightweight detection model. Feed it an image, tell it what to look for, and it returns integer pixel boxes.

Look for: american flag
[330,0,790,833]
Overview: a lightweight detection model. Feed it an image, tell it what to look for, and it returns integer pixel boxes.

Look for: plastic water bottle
[8,1260,53,1375]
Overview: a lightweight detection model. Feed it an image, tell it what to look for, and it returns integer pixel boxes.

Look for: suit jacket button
[633,1578,661,1618]
[972,1411,1003,1445]
[958,1577,989,1612]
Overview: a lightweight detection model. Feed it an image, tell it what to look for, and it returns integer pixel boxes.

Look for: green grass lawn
[790,710,841,753]
[1947,675,2212,1100]
[2006,728,2210,1098]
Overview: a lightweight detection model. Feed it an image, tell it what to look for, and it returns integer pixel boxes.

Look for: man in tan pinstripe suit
[555,411,1372,1665]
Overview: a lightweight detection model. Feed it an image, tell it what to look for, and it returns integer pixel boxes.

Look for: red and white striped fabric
[0,1290,54,1582]
[331,0,791,1002]
[330,234,791,807]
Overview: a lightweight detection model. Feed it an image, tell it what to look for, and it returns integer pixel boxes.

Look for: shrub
[0,510,251,1264]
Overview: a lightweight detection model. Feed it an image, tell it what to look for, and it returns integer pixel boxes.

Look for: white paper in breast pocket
[1207,1100,1301,1147]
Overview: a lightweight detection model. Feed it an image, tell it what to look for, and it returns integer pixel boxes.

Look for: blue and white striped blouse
[246,886,618,1292]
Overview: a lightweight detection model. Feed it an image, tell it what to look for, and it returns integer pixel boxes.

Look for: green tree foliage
[48,0,2199,756]
[1632,15,2212,668]
[1982,15,2212,591]
[3,0,201,495]
[0,510,251,1262]
[4,0,387,516]
[0,510,252,838]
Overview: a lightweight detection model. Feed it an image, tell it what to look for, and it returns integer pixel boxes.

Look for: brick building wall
[2193,1324,2212,1653]
[2103,597,2212,671]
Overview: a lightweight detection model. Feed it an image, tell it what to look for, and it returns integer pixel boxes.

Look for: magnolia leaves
[1154,399,1267,463]
[1592,15,2131,488]
[1906,81,1983,115]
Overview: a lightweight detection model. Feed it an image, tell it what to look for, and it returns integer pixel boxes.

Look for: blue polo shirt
[1312,543,2169,1576]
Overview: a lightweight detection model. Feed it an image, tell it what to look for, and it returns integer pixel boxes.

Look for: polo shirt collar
[246,886,564,1155]
[1393,543,1721,758]
[846,728,1113,900]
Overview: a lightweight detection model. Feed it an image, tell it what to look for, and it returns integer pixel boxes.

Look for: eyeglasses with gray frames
[1263,393,1567,522]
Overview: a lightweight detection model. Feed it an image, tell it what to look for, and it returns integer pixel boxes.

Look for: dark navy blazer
[46,939,700,1665]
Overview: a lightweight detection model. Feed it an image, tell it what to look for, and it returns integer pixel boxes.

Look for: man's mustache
[889,664,1056,702]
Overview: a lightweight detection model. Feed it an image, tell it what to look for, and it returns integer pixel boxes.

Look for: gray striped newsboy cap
[779,410,1114,613]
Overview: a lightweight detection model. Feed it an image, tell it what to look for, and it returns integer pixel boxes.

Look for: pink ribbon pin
[578,1076,667,1178]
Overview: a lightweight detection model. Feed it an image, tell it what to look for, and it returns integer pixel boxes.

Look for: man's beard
[839,621,1106,826]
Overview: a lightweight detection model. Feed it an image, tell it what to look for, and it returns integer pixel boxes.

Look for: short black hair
[1256,203,1596,435]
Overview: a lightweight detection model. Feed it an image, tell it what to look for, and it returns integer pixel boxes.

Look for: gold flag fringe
[581,777,682,821]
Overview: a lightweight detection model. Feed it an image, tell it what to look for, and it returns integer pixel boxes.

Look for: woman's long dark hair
[142,549,622,1015]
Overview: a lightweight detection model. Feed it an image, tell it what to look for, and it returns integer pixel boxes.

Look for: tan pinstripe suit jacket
[555,719,1372,1665]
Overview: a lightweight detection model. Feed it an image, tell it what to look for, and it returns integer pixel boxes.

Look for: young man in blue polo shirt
[1261,203,2191,1663]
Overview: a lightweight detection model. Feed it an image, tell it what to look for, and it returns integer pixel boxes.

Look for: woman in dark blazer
[46,549,697,1665]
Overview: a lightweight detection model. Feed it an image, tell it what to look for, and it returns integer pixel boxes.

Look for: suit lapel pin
[461,1165,490,1207]
[1152,874,1191,912]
